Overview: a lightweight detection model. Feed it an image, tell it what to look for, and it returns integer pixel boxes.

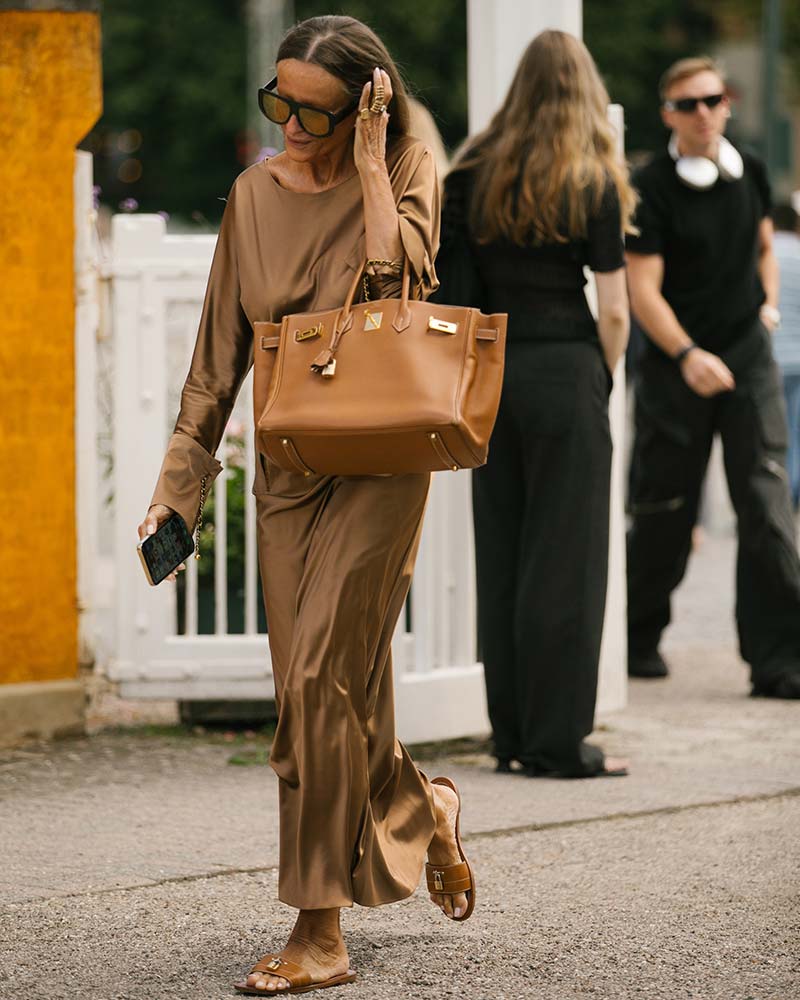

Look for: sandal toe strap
[425,860,472,894]
[249,955,309,987]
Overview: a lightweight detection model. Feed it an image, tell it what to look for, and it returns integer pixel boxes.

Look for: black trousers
[473,340,612,776]
[628,322,800,690]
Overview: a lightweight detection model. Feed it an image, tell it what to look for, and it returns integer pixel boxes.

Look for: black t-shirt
[626,147,772,351]
[434,166,625,343]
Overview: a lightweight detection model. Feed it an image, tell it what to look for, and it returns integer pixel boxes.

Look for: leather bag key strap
[310,258,415,375]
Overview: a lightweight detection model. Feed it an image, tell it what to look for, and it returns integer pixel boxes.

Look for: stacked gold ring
[369,83,386,114]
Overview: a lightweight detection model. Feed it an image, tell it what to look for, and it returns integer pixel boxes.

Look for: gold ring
[359,107,371,120]
[369,85,386,114]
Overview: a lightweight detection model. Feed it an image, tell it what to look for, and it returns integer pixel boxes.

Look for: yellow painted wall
[0,12,101,684]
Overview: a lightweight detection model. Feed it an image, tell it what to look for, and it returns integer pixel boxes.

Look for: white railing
[106,213,490,742]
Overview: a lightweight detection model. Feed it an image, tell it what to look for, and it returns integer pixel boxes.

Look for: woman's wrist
[366,257,402,275]
[356,155,387,179]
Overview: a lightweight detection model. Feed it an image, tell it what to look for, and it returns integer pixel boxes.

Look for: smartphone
[137,513,195,586]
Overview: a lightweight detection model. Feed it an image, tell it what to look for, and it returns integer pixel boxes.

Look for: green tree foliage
[85,0,248,223]
[586,0,800,159]
[584,0,716,157]
[86,0,465,223]
[718,0,800,100]
[294,0,467,148]
[86,0,796,221]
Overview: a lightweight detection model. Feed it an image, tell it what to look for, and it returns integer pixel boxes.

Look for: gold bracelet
[363,258,403,301]
[366,257,403,272]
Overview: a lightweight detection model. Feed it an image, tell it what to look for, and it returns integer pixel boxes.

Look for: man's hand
[759,303,780,334]
[679,348,736,397]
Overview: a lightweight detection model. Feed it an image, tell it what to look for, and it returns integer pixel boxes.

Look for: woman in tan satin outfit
[136,15,474,996]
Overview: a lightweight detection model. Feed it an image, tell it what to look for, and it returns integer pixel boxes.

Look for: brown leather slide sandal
[234,954,357,995]
[425,775,476,922]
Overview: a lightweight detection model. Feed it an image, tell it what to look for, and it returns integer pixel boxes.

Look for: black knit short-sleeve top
[434,165,625,344]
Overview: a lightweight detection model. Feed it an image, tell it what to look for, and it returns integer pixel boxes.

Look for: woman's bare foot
[240,908,351,993]
[427,782,470,919]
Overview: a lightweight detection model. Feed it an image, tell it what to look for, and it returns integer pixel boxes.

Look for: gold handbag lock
[295,323,324,342]
[428,316,458,334]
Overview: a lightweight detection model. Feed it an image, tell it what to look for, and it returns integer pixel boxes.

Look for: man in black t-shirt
[626,56,800,698]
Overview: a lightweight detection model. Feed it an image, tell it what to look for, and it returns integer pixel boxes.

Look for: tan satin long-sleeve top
[150,136,440,532]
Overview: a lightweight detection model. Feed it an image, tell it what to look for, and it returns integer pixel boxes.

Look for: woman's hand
[354,66,393,174]
[137,503,186,582]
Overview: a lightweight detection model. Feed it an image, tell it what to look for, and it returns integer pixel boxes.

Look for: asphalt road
[2,532,798,999]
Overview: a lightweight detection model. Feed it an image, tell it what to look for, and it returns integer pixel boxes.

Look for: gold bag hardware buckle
[428,316,458,334]
[364,310,383,331]
[295,323,323,342]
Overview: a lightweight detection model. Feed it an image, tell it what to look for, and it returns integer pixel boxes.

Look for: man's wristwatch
[673,342,697,364]
[759,304,781,329]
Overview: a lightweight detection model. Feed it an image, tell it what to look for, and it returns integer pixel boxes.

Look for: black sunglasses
[663,93,726,113]
[257,78,359,138]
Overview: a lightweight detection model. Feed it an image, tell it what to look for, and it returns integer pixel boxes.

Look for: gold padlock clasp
[428,316,458,334]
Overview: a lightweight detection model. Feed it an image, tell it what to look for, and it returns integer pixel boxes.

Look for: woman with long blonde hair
[435,30,635,778]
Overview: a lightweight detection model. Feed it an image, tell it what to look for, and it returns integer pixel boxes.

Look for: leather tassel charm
[310,347,334,374]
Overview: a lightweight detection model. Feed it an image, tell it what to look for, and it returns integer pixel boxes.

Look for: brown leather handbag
[252,261,506,476]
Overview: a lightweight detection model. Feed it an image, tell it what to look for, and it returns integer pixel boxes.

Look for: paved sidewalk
[1,533,799,1000]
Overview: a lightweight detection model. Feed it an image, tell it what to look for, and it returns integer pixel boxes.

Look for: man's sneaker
[628,649,669,678]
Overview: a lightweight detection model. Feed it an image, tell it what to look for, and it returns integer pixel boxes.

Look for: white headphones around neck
[668,133,744,190]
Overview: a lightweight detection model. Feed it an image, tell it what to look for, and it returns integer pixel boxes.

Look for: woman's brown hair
[277,15,411,138]
[456,30,637,245]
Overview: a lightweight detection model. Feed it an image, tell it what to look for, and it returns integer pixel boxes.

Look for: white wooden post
[74,151,100,668]
[467,0,581,134]
[111,215,174,676]
[466,0,627,713]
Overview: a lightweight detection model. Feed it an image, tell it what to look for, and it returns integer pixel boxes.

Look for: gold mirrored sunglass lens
[297,108,330,136]
[261,93,291,124]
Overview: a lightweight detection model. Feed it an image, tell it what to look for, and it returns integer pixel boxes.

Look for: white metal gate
[106,213,489,743]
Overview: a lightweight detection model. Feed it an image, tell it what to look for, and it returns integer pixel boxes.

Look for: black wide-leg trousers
[627,322,800,690]
[473,340,613,776]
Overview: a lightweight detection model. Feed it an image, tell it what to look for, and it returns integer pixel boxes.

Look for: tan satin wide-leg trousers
[255,463,437,910]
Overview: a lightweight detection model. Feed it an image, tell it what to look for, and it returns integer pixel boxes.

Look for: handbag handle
[311,257,414,375]
[339,257,414,333]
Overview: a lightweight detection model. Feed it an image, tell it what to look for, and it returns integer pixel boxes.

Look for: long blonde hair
[456,31,637,245]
